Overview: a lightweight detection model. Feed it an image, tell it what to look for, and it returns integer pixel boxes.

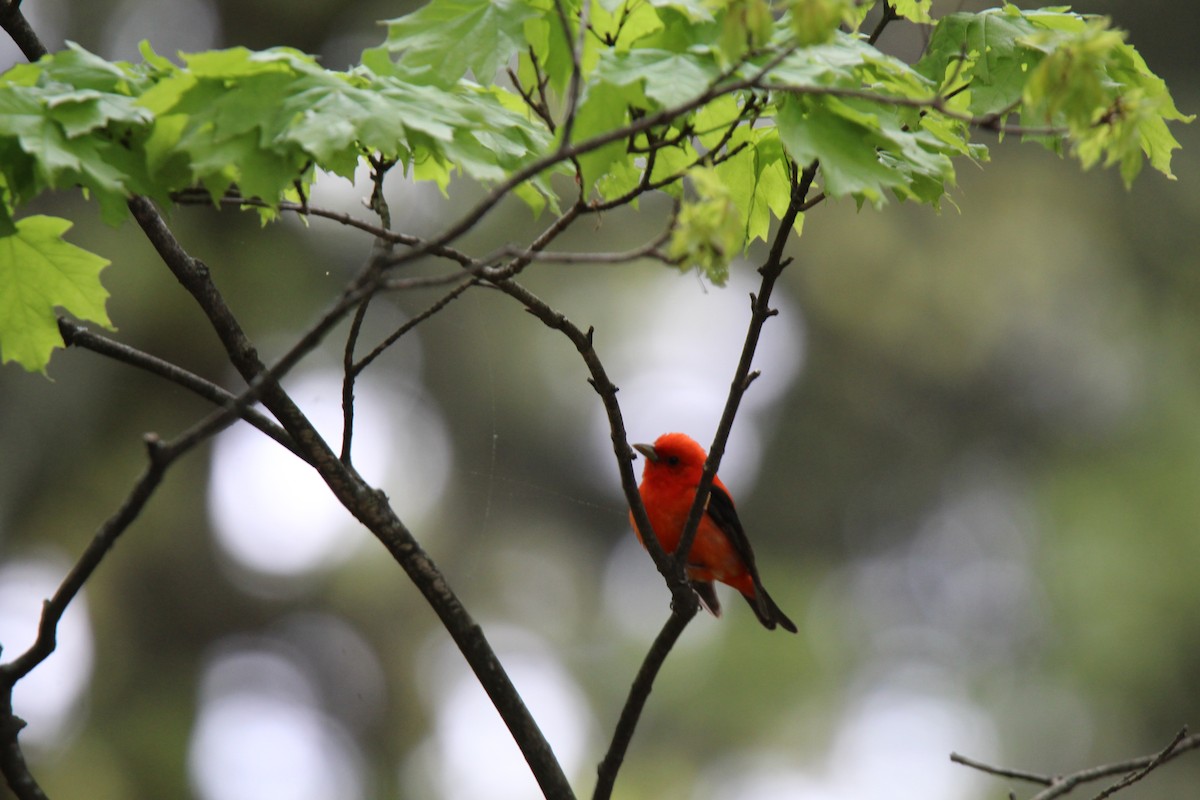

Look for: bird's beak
[633,443,658,463]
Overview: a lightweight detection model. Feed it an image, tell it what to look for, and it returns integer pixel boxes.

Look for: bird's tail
[691,580,722,617]
[743,586,797,633]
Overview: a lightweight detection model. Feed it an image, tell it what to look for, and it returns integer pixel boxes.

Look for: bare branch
[867,2,900,46]
[171,191,480,270]
[56,317,305,461]
[673,158,818,573]
[508,53,557,132]
[486,234,676,267]
[0,1,46,61]
[950,752,1054,786]
[353,277,476,376]
[125,194,578,799]
[485,275,688,601]
[485,199,681,270]
[489,199,588,279]
[340,295,374,466]
[1091,727,1190,800]
[553,0,589,149]
[0,435,172,685]
[951,727,1200,800]
[0,436,173,800]
[592,610,695,800]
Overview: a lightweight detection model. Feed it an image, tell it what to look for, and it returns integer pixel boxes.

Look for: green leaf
[0,215,112,373]
[668,166,742,285]
[592,49,720,109]
[571,79,643,191]
[892,0,932,24]
[778,96,898,205]
[789,0,857,46]
[714,126,786,245]
[916,9,1044,114]
[383,0,542,87]
[590,0,665,51]
[917,6,1190,184]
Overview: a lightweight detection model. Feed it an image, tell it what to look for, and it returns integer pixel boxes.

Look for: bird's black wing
[704,483,760,575]
[707,483,800,632]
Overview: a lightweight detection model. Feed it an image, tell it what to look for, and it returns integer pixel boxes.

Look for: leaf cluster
[0,0,1190,372]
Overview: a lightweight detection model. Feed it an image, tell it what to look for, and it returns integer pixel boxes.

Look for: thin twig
[586,97,763,215]
[0,436,170,684]
[340,294,373,466]
[507,53,556,132]
[950,752,1054,786]
[951,728,1200,800]
[56,317,305,461]
[672,158,817,574]
[553,0,590,149]
[755,82,1067,137]
[0,436,174,800]
[485,275,685,601]
[486,235,675,267]
[868,1,899,46]
[171,191,479,270]
[381,45,798,273]
[489,199,588,279]
[1091,727,1189,800]
[352,277,476,376]
[592,609,695,800]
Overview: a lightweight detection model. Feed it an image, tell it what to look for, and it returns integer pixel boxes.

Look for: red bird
[631,432,797,633]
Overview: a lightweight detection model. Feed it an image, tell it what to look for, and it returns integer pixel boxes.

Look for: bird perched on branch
[631,432,797,633]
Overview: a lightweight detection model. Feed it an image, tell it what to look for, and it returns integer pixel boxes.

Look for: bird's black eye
[666,455,681,466]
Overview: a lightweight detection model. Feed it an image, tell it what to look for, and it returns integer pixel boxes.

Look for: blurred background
[1,0,1198,798]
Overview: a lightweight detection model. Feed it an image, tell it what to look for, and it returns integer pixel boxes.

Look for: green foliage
[0,215,111,373]
[917,5,1192,185]
[0,0,1189,371]
[789,0,859,46]
[668,166,743,284]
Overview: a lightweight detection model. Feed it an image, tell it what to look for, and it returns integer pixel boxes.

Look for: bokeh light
[188,639,366,800]
[0,557,94,750]
[408,627,595,800]
[207,367,451,587]
[573,266,805,490]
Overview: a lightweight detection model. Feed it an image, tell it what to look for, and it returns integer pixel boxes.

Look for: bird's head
[633,432,706,481]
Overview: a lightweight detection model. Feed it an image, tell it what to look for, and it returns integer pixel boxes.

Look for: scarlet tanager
[631,432,797,633]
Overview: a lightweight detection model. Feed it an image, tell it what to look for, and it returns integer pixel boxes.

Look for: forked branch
[952,726,1200,800]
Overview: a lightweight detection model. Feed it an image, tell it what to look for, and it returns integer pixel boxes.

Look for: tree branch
[868,1,900,47]
[56,317,306,462]
[951,727,1200,800]
[592,609,694,800]
[552,0,589,149]
[672,158,818,574]
[170,191,480,271]
[0,434,174,800]
[127,194,577,799]
[0,1,46,61]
